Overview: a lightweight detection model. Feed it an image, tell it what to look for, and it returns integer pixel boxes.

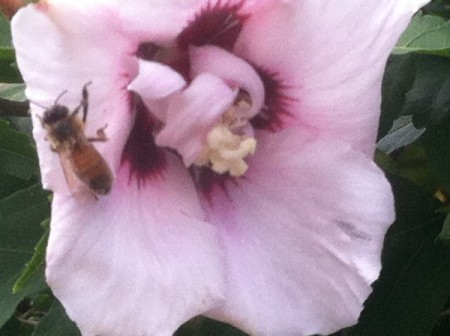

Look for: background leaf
[0,119,38,180]
[0,184,50,327]
[378,55,416,140]
[423,122,450,193]
[394,14,450,57]
[407,56,450,128]
[0,12,12,47]
[0,83,26,101]
[349,175,450,336]
[423,1,450,19]
[175,317,248,336]
[13,219,49,294]
[32,300,81,336]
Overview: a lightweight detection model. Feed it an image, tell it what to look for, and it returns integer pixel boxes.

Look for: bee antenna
[29,88,68,109]
[28,100,48,109]
[54,90,68,104]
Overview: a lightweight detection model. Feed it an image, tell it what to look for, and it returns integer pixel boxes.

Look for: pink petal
[118,0,206,42]
[234,0,429,154]
[128,60,186,101]
[155,73,236,166]
[12,3,136,195]
[204,130,394,335]
[118,0,277,42]
[128,60,187,121]
[46,155,225,336]
[190,45,265,118]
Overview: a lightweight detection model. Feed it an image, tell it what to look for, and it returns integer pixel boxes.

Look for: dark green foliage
[0,120,38,179]
[423,1,450,19]
[379,54,450,132]
[0,13,12,47]
[395,15,450,57]
[13,220,49,294]
[32,301,81,336]
[406,56,450,128]
[0,184,50,327]
[423,123,450,193]
[349,176,450,336]
[378,55,416,140]
[175,317,248,336]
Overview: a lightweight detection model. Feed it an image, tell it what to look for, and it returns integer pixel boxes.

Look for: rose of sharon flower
[12,0,428,335]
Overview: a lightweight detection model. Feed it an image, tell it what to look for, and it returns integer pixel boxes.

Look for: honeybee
[37,82,113,196]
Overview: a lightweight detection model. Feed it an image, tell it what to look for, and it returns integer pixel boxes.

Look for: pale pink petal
[46,155,225,336]
[204,130,394,336]
[128,60,186,121]
[12,3,137,195]
[234,0,429,154]
[117,0,277,42]
[128,60,186,101]
[156,74,236,166]
[190,45,265,118]
[117,0,204,42]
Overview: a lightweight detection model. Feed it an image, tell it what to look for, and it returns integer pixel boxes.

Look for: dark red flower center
[177,1,248,52]
[121,95,166,186]
[121,1,295,197]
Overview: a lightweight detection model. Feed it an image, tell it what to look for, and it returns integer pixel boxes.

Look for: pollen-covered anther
[195,123,256,177]
[193,91,257,177]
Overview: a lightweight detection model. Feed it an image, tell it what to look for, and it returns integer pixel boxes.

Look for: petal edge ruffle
[204,130,394,336]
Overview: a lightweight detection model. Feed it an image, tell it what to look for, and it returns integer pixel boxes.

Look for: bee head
[42,105,70,125]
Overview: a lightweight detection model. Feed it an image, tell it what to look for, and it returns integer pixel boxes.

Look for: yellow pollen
[194,120,257,177]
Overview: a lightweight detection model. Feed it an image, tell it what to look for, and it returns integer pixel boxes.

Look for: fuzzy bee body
[39,83,113,196]
[68,141,112,195]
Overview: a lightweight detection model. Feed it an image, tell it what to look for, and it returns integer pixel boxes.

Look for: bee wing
[58,150,86,195]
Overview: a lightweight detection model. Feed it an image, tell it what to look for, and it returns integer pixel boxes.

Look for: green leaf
[0,183,50,249]
[0,174,35,199]
[13,219,50,294]
[374,149,399,175]
[5,117,33,138]
[0,314,35,336]
[378,55,416,140]
[394,140,440,194]
[0,119,38,180]
[0,12,12,47]
[379,54,450,137]
[377,116,424,154]
[32,300,81,336]
[423,2,450,20]
[438,212,450,242]
[0,47,15,61]
[423,122,450,193]
[175,317,248,336]
[432,312,450,336]
[0,60,23,83]
[0,84,26,101]
[0,184,50,327]
[0,48,23,83]
[394,15,450,57]
[349,175,450,336]
[0,16,20,84]
[403,55,450,128]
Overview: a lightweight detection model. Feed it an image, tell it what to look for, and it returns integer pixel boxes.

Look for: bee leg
[81,81,91,123]
[87,124,108,142]
[72,81,92,123]
[96,124,108,138]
